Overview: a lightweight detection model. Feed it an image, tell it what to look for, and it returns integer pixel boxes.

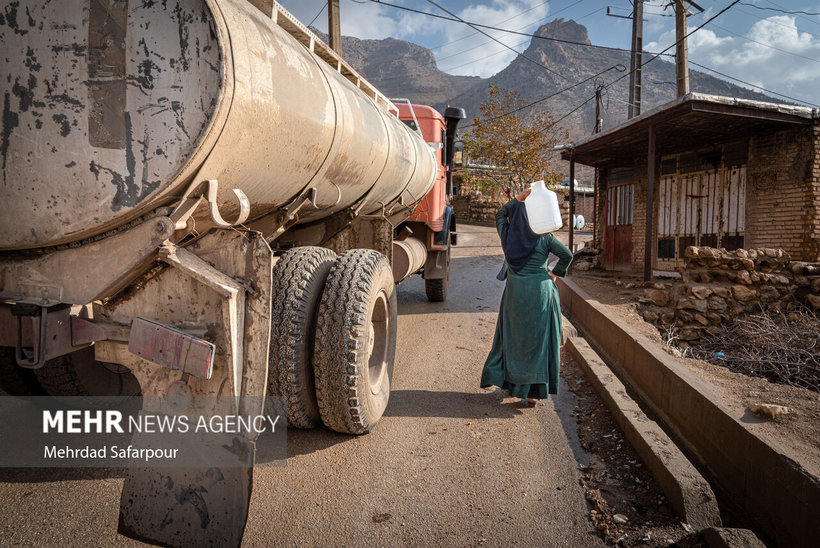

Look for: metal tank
[0,0,436,251]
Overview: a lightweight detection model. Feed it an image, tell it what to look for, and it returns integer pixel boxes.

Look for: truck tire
[313,249,397,434]
[0,347,45,396]
[425,246,451,302]
[33,346,141,400]
[268,246,337,429]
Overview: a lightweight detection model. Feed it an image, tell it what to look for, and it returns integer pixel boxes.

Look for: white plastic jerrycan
[524,180,562,234]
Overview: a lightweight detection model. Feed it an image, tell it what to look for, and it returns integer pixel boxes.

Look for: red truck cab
[394,102,465,301]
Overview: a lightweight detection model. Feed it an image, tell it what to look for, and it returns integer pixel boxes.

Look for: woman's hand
[516,187,532,202]
[548,270,557,282]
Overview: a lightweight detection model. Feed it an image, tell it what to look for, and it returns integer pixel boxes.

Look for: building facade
[562,94,820,277]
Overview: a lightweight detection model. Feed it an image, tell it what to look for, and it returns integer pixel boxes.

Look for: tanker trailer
[0,0,461,544]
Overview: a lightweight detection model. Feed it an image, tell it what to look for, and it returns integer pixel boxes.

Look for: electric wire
[362,0,817,116]
[428,0,559,52]
[763,0,820,30]
[685,13,820,63]
[308,2,326,27]
[740,0,820,16]
[460,63,626,130]
[686,59,820,106]
[423,0,573,83]
[601,1,742,97]
[711,0,816,33]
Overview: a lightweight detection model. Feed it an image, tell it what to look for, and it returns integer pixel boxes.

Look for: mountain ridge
[320,20,781,144]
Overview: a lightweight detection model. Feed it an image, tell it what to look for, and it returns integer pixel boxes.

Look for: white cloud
[431,0,551,77]
[277,1,553,77]
[645,15,820,105]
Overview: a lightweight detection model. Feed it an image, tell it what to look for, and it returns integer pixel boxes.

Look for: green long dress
[480,198,574,399]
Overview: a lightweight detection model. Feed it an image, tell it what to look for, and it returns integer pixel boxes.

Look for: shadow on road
[396,255,505,315]
[384,389,524,419]
[0,467,126,483]
[285,427,357,458]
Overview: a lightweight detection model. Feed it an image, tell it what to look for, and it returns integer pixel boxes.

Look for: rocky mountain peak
[534,18,591,45]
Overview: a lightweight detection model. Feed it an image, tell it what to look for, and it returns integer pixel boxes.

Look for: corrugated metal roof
[561,93,818,168]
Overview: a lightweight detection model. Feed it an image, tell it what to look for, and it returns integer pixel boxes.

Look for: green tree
[463,85,567,195]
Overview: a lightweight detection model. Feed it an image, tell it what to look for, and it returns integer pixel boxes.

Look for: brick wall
[631,159,649,273]
[746,123,820,261]
[808,122,820,260]
[594,170,606,251]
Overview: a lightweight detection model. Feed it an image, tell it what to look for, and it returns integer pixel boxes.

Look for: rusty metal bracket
[158,241,246,410]
[13,304,48,369]
[170,179,251,231]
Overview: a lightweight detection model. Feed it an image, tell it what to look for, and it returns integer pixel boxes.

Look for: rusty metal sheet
[119,454,254,547]
[0,0,224,250]
[128,317,216,379]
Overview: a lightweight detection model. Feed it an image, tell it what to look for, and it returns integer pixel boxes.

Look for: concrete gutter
[557,277,820,547]
[566,336,721,529]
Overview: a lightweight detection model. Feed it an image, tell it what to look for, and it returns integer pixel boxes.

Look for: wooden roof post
[645,124,656,281]
[569,158,575,252]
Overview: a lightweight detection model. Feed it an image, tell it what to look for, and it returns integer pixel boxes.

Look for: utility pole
[674,0,689,96]
[328,0,342,56]
[672,0,704,97]
[628,0,644,118]
[607,3,644,118]
[594,87,603,134]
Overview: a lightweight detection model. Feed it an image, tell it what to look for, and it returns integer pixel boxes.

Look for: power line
[423,0,573,83]
[603,1,742,96]
[461,64,626,130]
[363,0,815,113]
[428,0,559,52]
[439,38,532,73]
[433,1,595,71]
[366,0,638,56]
[686,15,820,64]
[687,59,820,107]
[739,0,820,16]
[763,0,820,30]
[308,2,326,27]
[710,0,816,34]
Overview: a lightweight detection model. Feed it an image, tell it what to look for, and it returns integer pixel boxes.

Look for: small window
[401,119,418,132]
[658,238,675,259]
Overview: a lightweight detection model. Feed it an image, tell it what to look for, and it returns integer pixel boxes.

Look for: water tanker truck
[0,0,464,544]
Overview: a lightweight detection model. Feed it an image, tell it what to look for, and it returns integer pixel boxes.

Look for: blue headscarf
[500,200,541,272]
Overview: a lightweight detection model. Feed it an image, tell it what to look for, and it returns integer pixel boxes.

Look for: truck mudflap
[431,205,455,250]
[94,228,274,546]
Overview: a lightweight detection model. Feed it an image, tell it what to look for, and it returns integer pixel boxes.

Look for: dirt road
[0,224,601,547]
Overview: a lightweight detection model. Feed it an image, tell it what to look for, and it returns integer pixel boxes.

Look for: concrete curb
[560,314,577,345]
[557,277,820,547]
[702,527,766,548]
[566,336,722,529]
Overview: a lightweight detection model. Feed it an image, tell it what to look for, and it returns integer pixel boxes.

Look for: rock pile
[638,246,820,344]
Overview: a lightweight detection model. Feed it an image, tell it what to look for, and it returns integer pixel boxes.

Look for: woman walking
[480,187,573,404]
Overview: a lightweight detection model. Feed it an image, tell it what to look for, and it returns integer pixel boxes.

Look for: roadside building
[561,93,820,278]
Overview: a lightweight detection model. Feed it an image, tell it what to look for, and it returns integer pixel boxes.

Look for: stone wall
[638,246,820,345]
[452,192,596,231]
[451,195,504,225]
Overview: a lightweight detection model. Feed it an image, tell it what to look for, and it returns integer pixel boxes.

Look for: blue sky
[278,0,820,107]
